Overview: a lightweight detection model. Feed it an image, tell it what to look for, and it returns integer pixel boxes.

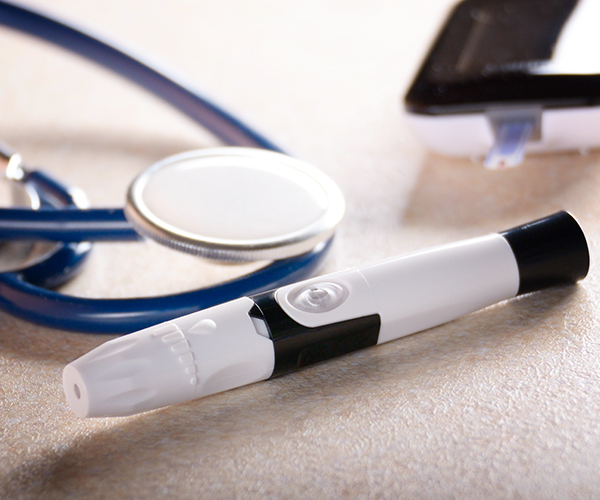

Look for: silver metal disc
[0,177,61,272]
[124,148,345,262]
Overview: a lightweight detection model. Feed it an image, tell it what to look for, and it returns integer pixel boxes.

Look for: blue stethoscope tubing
[0,0,333,334]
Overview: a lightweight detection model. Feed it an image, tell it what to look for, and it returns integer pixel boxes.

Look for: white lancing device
[63,211,589,418]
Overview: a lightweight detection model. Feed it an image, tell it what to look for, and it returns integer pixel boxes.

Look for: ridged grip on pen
[63,297,275,417]
[500,211,590,295]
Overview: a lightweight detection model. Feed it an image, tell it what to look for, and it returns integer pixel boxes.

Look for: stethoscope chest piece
[124,147,345,262]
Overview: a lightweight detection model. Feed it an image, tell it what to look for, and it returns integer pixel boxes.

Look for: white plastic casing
[63,297,275,418]
[360,233,519,343]
[64,233,521,418]
[405,106,600,158]
[276,233,520,344]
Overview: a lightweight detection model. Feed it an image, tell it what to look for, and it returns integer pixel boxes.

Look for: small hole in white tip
[73,384,81,400]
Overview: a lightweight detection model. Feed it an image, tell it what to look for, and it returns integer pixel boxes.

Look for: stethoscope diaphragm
[124,147,345,262]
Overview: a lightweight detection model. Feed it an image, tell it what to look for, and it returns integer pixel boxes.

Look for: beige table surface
[2,1,600,498]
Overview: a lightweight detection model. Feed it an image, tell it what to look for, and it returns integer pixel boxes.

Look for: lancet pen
[63,211,589,418]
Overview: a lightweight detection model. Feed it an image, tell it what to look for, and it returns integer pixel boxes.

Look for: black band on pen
[250,292,381,378]
[500,211,589,295]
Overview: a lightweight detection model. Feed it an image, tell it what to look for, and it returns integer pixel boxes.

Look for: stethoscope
[0,0,345,334]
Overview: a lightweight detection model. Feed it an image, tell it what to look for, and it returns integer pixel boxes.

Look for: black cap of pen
[500,211,590,296]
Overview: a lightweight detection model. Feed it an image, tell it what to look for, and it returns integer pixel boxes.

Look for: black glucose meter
[404,0,600,168]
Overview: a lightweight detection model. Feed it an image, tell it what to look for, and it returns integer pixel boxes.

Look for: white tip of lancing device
[62,297,275,418]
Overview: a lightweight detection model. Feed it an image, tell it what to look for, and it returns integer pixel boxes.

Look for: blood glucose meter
[404,0,600,168]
